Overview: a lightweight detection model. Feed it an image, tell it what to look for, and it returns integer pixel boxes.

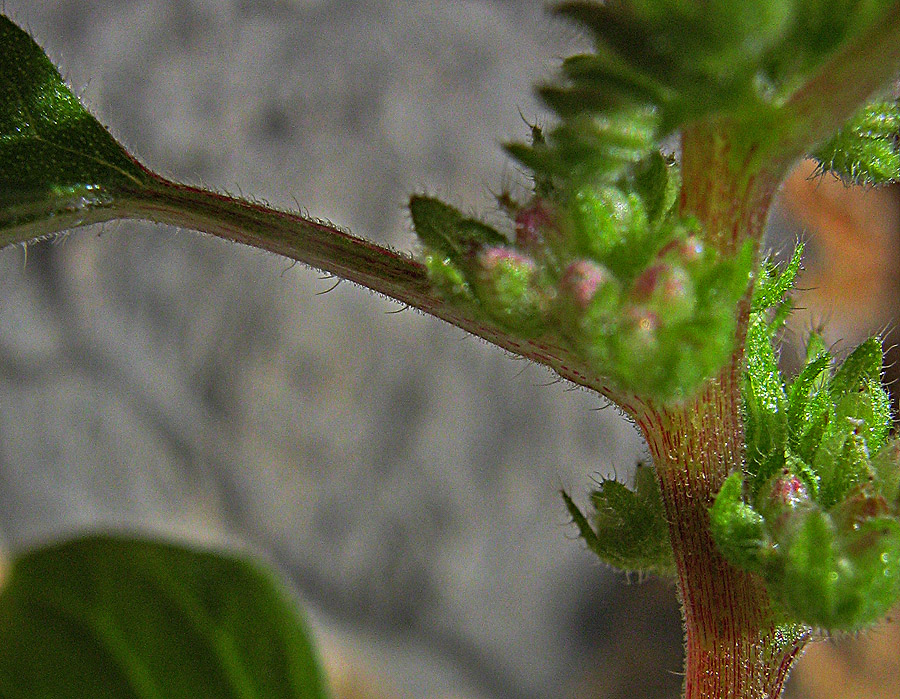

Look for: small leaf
[710,473,768,570]
[633,150,680,228]
[0,534,330,699]
[829,337,883,399]
[409,196,506,259]
[743,315,788,484]
[0,15,150,239]
[787,353,832,444]
[751,245,804,313]
[563,464,674,576]
[505,108,659,190]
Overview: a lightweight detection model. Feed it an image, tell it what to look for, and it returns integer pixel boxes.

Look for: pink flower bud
[632,263,667,301]
[758,470,813,533]
[476,246,535,272]
[514,200,555,252]
[469,246,547,336]
[833,485,890,532]
[657,235,704,265]
[559,259,615,311]
[767,472,809,509]
[631,263,694,323]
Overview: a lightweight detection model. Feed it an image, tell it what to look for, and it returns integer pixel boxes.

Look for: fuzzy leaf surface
[813,100,900,185]
[562,465,674,576]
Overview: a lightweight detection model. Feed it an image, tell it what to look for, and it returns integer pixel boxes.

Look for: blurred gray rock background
[0,2,683,698]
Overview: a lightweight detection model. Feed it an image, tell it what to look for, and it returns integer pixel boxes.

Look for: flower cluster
[412,115,750,400]
[710,250,900,630]
[411,1,900,402]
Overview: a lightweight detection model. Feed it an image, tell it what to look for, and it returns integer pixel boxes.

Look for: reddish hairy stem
[119,175,632,403]
[632,125,810,699]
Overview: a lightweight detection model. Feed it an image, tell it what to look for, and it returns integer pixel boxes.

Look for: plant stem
[117,175,629,401]
[633,124,808,699]
[638,369,810,699]
[644,20,900,694]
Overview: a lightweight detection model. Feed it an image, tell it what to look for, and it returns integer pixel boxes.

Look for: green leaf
[0,534,330,699]
[0,15,150,242]
[813,100,900,185]
[409,196,506,259]
[562,464,674,576]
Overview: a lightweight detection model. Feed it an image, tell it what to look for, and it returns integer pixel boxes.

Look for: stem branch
[775,4,900,166]
[109,175,630,404]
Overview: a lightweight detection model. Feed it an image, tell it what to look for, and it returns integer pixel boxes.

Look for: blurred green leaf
[0,534,330,699]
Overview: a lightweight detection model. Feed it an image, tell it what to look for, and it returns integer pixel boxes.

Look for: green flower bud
[814,428,875,510]
[423,252,472,302]
[656,234,704,266]
[568,185,649,269]
[470,246,548,336]
[709,472,767,571]
[631,262,696,324]
[558,258,621,317]
[615,305,660,368]
[633,150,680,227]
[556,259,621,370]
[557,260,622,373]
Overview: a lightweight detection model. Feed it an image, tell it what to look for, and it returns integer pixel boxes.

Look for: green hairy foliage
[562,464,674,576]
[542,0,897,133]
[813,100,900,184]
[710,250,900,630]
